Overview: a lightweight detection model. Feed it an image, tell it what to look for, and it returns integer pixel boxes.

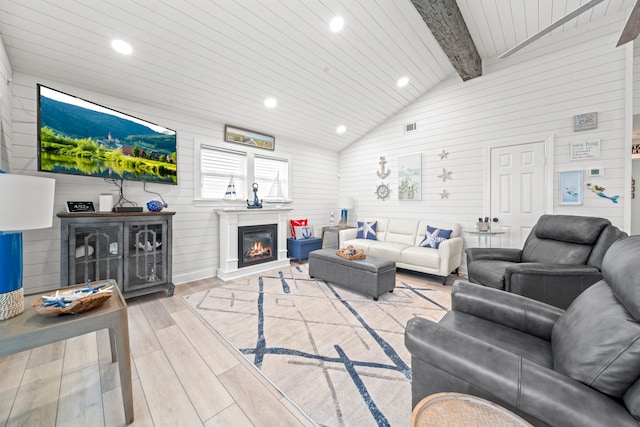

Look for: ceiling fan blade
[499,0,604,59]
[617,0,640,47]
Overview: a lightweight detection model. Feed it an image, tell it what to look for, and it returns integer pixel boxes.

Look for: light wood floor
[0,265,452,427]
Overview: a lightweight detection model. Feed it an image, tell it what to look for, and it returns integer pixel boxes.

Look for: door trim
[483,134,554,219]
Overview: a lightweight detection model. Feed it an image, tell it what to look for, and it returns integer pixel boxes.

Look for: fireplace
[216,206,292,281]
[238,224,278,269]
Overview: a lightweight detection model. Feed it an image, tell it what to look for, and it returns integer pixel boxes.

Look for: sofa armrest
[466,247,522,263]
[338,228,358,247]
[436,236,463,275]
[505,263,603,309]
[405,318,638,427]
[451,280,563,340]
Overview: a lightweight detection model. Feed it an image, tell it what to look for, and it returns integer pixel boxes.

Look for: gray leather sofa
[466,214,626,309]
[405,236,640,427]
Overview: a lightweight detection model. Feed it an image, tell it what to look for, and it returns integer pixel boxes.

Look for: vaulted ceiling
[0,0,635,152]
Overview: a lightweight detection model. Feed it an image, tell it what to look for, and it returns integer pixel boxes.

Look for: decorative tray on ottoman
[31,280,115,316]
[336,245,366,260]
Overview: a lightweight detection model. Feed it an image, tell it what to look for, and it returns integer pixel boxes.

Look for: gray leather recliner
[405,236,640,427]
[466,214,626,309]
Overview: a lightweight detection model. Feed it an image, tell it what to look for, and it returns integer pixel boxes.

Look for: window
[197,144,289,202]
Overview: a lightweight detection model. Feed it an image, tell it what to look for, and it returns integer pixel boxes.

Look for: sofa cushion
[419,225,452,249]
[384,219,419,245]
[357,221,377,240]
[467,260,513,290]
[400,246,441,270]
[368,242,407,262]
[552,281,640,397]
[342,238,380,251]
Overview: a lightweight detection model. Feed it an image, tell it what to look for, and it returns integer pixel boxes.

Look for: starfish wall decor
[439,189,449,199]
[437,168,452,182]
[438,149,449,160]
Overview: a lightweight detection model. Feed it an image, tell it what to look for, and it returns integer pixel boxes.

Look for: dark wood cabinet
[58,211,175,298]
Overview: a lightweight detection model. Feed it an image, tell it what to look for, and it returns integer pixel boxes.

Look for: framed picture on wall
[559,170,583,205]
[398,153,422,200]
[224,125,275,150]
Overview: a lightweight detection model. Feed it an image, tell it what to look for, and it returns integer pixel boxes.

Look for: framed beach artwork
[559,170,583,205]
[398,153,422,200]
[224,125,275,151]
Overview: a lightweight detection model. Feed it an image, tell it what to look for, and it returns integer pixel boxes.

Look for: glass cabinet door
[69,223,123,286]
[124,221,167,292]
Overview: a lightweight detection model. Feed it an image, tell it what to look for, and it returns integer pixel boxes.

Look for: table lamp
[0,172,56,320]
[338,196,354,227]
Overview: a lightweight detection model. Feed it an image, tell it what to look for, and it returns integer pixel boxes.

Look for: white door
[490,141,546,248]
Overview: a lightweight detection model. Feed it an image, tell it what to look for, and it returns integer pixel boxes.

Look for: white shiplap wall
[7,73,338,295]
[339,11,628,266]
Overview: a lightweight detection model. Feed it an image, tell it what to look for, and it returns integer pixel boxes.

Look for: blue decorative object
[419,225,452,249]
[357,221,377,240]
[247,183,263,209]
[146,200,165,212]
[0,232,22,295]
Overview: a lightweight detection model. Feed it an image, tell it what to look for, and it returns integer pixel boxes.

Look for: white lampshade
[338,196,354,210]
[0,174,56,231]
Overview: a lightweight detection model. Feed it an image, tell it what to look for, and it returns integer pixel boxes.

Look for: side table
[321,225,355,249]
[0,280,134,424]
[465,230,505,248]
[411,392,532,426]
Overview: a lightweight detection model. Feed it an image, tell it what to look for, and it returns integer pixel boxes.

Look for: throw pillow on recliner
[552,281,640,397]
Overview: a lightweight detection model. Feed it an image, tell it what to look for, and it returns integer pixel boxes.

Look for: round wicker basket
[31,292,112,317]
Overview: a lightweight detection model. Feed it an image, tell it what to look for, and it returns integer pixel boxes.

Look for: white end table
[465,230,505,248]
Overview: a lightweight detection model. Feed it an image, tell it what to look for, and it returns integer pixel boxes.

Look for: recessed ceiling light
[336,125,347,134]
[111,39,132,55]
[330,16,344,33]
[264,97,277,108]
[397,76,409,87]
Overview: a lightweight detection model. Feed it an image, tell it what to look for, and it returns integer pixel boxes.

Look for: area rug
[183,264,451,427]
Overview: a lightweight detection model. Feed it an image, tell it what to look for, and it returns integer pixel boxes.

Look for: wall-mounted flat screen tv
[37,84,177,185]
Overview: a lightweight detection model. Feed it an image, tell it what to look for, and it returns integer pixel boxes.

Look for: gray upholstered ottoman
[308,248,396,300]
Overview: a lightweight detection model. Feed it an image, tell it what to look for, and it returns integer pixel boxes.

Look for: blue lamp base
[338,208,348,226]
[0,231,24,320]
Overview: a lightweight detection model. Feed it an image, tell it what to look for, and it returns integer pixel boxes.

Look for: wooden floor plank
[57,364,104,426]
[27,341,64,369]
[127,304,162,358]
[218,364,310,427]
[134,349,203,426]
[6,359,62,427]
[62,331,98,375]
[156,325,235,421]
[139,296,176,332]
[103,378,154,427]
[0,355,29,425]
[204,403,254,427]
[170,308,240,376]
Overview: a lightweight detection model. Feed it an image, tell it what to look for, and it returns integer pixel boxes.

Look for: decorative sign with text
[571,140,600,160]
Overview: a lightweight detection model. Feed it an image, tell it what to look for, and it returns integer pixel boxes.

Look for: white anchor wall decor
[376,156,390,179]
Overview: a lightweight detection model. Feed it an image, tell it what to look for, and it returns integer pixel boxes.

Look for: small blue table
[287,238,322,262]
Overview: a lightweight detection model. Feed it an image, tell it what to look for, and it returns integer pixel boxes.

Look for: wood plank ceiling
[0,0,635,152]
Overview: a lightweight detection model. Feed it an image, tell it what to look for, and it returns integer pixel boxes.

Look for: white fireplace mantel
[216,207,293,281]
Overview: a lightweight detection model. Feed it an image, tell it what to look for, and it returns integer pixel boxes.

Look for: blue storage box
[287,238,322,262]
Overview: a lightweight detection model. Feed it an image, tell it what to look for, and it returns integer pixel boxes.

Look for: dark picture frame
[224,125,275,151]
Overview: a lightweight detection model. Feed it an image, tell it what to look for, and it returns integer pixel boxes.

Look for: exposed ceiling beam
[410,0,482,81]
[617,0,640,47]
[498,0,604,59]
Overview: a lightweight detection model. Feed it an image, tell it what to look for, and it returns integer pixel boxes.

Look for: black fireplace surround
[237,224,278,269]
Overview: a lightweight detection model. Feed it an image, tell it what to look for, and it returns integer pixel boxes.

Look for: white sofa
[338,218,463,282]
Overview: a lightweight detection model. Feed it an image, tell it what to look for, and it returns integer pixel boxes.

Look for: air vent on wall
[403,122,417,133]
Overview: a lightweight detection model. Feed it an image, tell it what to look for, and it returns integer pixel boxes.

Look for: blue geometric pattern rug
[183,264,450,427]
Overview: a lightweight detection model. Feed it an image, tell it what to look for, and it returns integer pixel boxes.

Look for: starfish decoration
[438,149,449,160]
[437,168,452,182]
[439,189,449,199]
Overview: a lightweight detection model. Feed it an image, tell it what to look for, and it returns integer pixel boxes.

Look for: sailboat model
[223,176,238,202]
[263,172,291,204]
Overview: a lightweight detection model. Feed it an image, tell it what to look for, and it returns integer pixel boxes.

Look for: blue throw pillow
[357,221,377,240]
[419,225,452,249]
